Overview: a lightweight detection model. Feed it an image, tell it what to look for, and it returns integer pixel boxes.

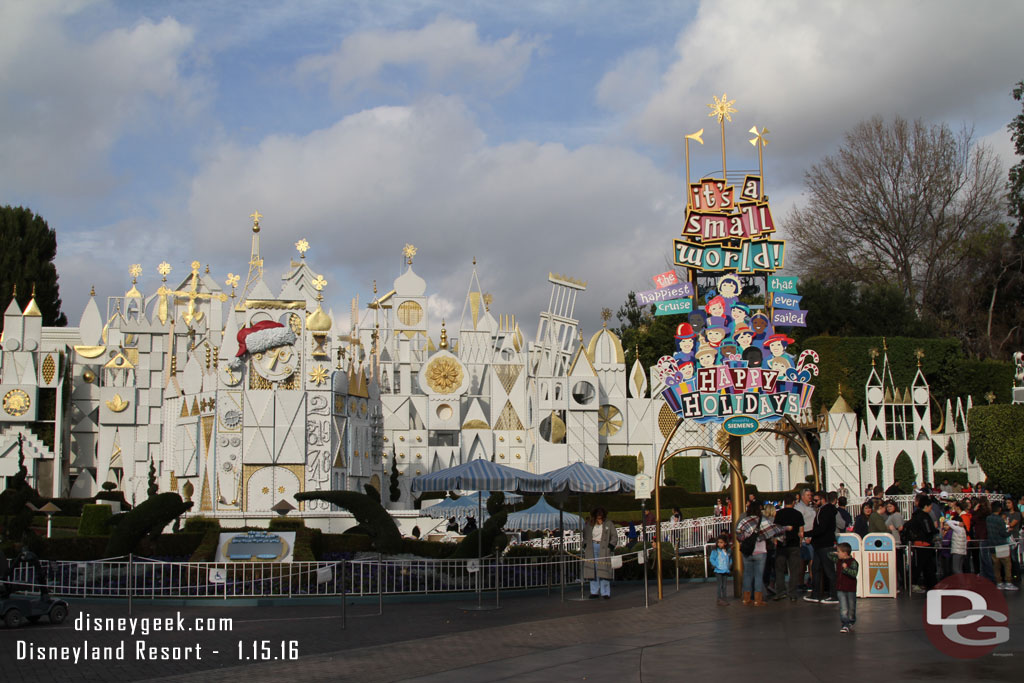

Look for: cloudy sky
[3,0,1022,338]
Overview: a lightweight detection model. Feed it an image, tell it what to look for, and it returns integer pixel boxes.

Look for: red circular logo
[923,574,1010,659]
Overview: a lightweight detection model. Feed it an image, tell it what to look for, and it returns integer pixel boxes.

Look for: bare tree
[787,116,1004,319]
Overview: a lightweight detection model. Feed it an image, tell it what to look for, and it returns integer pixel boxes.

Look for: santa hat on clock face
[231,320,297,369]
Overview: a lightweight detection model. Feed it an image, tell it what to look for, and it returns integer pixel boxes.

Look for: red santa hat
[236,320,297,358]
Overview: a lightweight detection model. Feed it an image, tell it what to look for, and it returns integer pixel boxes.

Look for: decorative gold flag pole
[684,129,704,206]
[748,126,769,198]
[707,93,736,179]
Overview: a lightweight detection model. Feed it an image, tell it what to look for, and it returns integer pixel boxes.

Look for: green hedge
[604,456,638,476]
[78,504,113,536]
[190,526,222,561]
[450,511,508,559]
[969,404,1024,494]
[664,458,702,491]
[183,516,221,534]
[317,533,372,556]
[933,470,971,487]
[399,538,455,558]
[799,336,1013,416]
[268,517,306,532]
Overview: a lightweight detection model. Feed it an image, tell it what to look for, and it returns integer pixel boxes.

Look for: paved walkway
[0,582,1019,682]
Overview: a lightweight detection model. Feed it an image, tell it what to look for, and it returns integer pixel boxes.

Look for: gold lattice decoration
[658,403,677,439]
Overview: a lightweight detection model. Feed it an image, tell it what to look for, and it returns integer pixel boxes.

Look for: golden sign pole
[748,126,769,198]
[707,93,736,179]
[684,129,704,202]
[653,423,746,600]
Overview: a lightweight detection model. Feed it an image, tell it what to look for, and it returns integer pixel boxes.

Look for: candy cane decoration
[796,349,819,374]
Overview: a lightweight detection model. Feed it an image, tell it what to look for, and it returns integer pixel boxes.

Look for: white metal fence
[519,515,733,553]
[5,554,585,600]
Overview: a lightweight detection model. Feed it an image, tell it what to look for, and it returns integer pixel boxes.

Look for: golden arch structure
[652,415,820,600]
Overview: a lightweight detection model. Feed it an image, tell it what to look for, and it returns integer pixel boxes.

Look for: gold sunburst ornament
[403,243,417,265]
[129,264,142,280]
[312,275,327,291]
[707,93,737,178]
[707,93,737,123]
[308,364,329,386]
[425,357,463,394]
[3,389,31,417]
[157,262,172,280]
[296,239,310,258]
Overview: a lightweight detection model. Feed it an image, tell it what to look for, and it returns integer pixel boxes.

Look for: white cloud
[0,0,199,197]
[595,47,660,113]
[297,16,539,97]
[627,0,1024,188]
[185,96,681,333]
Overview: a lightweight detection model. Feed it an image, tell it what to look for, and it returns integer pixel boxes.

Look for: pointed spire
[23,284,41,317]
[439,320,448,349]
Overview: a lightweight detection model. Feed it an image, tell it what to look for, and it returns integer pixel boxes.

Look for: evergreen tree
[147,459,159,499]
[388,452,401,503]
[0,205,67,334]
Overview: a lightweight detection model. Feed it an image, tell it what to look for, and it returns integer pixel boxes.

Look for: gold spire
[869,347,878,366]
[90,285,95,297]
[601,307,612,327]
[23,284,41,317]
[439,320,448,349]
[250,210,262,233]
[295,238,309,259]
[915,348,925,367]
[403,243,417,265]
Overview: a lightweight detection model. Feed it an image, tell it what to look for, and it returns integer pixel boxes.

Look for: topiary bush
[294,490,402,554]
[268,517,306,532]
[449,511,508,559]
[664,457,703,490]
[604,456,638,476]
[104,492,193,556]
[182,516,220,534]
[933,470,971,487]
[78,504,113,536]
[968,404,1024,494]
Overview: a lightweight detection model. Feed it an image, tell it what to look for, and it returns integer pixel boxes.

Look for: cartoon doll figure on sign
[695,344,718,369]
[673,323,698,364]
[716,274,742,313]
[733,324,755,353]
[728,301,750,335]
[763,332,795,367]
[677,361,696,393]
[705,295,728,330]
[704,321,728,351]
[749,312,773,349]
[742,345,763,369]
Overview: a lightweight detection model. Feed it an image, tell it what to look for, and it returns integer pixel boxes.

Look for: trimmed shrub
[317,533,372,557]
[400,538,454,558]
[664,457,703,491]
[37,536,109,560]
[933,470,971,487]
[449,511,508,559]
[78,504,113,536]
[189,526,221,562]
[268,517,306,532]
[604,456,638,476]
[893,452,916,491]
[294,490,402,554]
[968,404,1024,494]
[104,493,193,557]
[182,516,220,534]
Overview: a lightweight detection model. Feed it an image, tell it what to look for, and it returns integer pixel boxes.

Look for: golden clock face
[3,389,31,417]
[251,345,296,382]
[425,357,464,394]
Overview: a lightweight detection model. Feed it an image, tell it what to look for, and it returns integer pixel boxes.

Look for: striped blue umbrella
[421,492,522,520]
[505,496,584,531]
[542,461,635,494]
[410,459,551,493]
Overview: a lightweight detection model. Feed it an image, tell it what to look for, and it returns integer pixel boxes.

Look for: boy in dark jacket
[830,542,859,633]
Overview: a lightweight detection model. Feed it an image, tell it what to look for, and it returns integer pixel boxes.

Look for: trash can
[862,533,897,599]
[836,532,865,598]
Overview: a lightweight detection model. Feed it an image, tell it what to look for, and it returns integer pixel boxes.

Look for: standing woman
[583,507,618,599]
[736,501,787,606]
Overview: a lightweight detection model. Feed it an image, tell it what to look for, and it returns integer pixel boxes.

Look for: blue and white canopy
[420,491,523,520]
[505,496,584,531]
[542,461,635,494]
[410,460,551,494]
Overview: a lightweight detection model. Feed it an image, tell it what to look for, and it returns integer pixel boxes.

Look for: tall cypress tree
[0,205,68,334]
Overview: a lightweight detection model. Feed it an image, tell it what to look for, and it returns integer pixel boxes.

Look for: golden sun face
[425,357,463,394]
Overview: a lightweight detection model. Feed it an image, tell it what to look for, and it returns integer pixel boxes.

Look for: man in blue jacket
[804,491,838,604]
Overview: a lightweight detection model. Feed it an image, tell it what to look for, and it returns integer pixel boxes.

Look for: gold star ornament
[225,273,240,289]
[157,262,172,279]
[312,274,327,291]
[707,93,737,123]
[129,264,142,280]
[748,126,769,147]
[308,364,329,386]
[296,238,310,258]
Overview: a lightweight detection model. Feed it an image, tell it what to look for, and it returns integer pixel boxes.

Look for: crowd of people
[717,485,1022,632]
